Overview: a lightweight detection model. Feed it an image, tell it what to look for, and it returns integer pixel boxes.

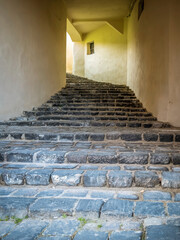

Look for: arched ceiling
[65,0,134,41]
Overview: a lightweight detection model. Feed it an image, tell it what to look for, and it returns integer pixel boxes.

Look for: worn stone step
[0,185,180,222]
[1,162,180,189]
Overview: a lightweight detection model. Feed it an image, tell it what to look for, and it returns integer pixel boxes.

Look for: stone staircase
[0,74,180,239]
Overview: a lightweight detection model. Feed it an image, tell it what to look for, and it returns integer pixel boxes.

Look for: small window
[87,41,94,55]
[138,0,144,20]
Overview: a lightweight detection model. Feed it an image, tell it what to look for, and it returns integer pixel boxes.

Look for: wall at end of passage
[0,0,66,120]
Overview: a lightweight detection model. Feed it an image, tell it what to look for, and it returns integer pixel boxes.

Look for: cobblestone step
[0,186,180,221]
[1,217,180,240]
[1,162,180,189]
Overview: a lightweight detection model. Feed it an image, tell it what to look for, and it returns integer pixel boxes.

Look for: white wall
[84,24,127,85]
[66,33,73,73]
[73,42,85,77]
[0,0,66,120]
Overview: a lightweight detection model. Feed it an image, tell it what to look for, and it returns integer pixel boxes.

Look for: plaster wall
[66,33,73,73]
[0,0,66,120]
[84,24,127,85]
[73,42,85,77]
[167,0,180,127]
[127,0,170,123]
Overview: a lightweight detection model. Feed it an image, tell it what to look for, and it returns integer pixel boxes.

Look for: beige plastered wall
[84,24,127,85]
[66,33,73,73]
[0,0,66,120]
[127,0,180,127]
[73,42,85,77]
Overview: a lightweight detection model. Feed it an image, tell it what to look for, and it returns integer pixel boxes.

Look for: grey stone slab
[117,192,139,200]
[83,171,107,187]
[118,153,148,164]
[147,166,169,171]
[135,201,165,217]
[101,199,134,218]
[167,217,180,226]
[66,151,87,163]
[37,189,63,197]
[175,193,180,202]
[124,166,145,171]
[35,151,66,163]
[1,169,27,185]
[90,191,115,199]
[119,221,141,231]
[75,199,104,218]
[88,151,117,164]
[43,219,80,237]
[12,188,39,196]
[108,171,133,188]
[121,134,142,141]
[172,154,180,165]
[172,167,180,172]
[30,198,77,218]
[6,150,34,163]
[162,172,180,188]
[73,230,108,240]
[3,220,48,240]
[4,164,27,168]
[51,170,83,186]
[102,166,121,170]
[0,197,36,218]
[0,187,16,196]
[143,191,172,201]
[45,164,78,169]
[109,231,142,240]
[146,225,180,240]
[78,165,99,170]
[135,171,159,187]
[26,169,53,185]
[38,237,70,240]
[90,133,105,141]
[168,203,180,216]
[0,222,16,238]
[150,153,171,164]
[62,189,88,197]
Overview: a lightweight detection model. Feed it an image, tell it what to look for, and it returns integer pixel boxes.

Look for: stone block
[168,203,180,216]
[83,171,107,187]
[43,219,80,237]
[35,151,66,163]
[117,191,139,200]
[135,171,159,187]
[109,231,142,240]
[150,153,170,164]
[143,191,172,201]
[12,188,39,197]
[51,170,83,186]
[0,197,36,218]
[101,199,134,218]
[26,169,52,185]
[88,151,117,164]
[0,222,16,238]
[30,198,77,218]
[66,151,87,163]
[172,154,180,165]
[159,134,173,142]
[6,150,34,163]
[162,172,180,188]
[75,133,89,141]
[2,169,27,185]
[121,134,142,141]
[75,199,104,218]
[143,133,158,142]
[108,171,133,188]
[37,189,63,197]
[135,202,165,217]
[90,191,115,199]
[118,153,148,164]
[90,133,105,141]
[0,187,16,196]
[3,220,48,240]
[74,230,108,240]
[175,193,180,202]
[146,225,180,240]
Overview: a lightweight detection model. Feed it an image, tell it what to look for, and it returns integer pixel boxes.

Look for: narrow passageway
[0,74,180,239]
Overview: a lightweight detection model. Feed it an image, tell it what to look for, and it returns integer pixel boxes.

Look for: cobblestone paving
[0,75,180,239]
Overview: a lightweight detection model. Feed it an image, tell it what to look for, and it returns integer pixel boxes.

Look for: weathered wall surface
[73,42,85,77]
[0,0,66,120]
[66,33,73,73]
[167,0,180,127]
[127,0,170,123]
[84,24,127,85]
